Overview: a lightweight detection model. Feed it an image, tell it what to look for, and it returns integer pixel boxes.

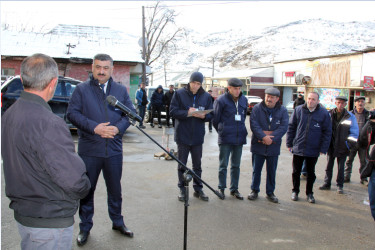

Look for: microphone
[106,95,142,123]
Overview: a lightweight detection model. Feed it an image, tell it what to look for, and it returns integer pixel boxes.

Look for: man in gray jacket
[1,53,91,250]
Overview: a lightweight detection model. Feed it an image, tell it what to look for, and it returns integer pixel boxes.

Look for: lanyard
[193,95,197,108]
[235,101,239,115]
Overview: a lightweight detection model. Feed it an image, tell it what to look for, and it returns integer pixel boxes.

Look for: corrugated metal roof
[1,25,144,63]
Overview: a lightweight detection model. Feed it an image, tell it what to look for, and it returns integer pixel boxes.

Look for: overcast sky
[1,1,375,37]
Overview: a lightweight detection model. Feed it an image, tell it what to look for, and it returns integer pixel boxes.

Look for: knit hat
[228,78,243,87]
[189,72,204,84]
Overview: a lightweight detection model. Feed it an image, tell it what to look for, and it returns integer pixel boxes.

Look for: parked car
[285,101,295,115]
[245,95,263,114]
[143,86,170,123]
[1,75,82,129]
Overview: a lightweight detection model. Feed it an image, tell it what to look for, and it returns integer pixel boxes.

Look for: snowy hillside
[154,19,375,73]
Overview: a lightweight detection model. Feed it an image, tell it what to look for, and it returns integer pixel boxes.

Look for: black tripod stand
[129,119,224,250]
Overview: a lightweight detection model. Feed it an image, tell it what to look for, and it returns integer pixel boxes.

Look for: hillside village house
[206,67,274,100]
[273,48,375,110]
[1,24,150,103]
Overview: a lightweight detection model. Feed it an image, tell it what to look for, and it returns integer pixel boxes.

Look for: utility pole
[142,6,147,85]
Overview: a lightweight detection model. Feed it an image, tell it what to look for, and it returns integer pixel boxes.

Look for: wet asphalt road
[2,120,375,249]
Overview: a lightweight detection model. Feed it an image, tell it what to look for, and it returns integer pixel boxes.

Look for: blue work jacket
[213,92,248,145]
[170,85,213,146]
[250,101,289,156]
[286,104,332,157]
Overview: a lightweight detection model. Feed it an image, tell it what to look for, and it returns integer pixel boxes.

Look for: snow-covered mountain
[153,19,375,73]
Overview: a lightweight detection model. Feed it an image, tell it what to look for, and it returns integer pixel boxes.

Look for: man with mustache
[248,88,289,203]
[67,54,136,246]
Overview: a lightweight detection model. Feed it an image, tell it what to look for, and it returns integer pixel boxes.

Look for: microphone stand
[127,118,224,250]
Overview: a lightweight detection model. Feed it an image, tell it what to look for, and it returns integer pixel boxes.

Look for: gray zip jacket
[1,91,91,228]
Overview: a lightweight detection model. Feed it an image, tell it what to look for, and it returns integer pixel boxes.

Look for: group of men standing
[2,53,373,250]
[135,83,175,129]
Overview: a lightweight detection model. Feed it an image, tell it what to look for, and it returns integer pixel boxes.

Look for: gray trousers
[345,146,368,179]
[17,222,73,250]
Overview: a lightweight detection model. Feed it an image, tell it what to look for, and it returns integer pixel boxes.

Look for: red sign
[285,72,295,77]
[364,76,374,91]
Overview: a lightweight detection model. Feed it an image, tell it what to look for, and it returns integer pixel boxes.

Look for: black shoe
[139,125,146,129]
[112,225,134,238]
[266,193,279,203]
[337,186,344,194]
[344,176,350,183]
[178,189,185,202]
[247,190,258,200]
[230,190,244,200]
[77,231,90,246]
[150,124,154,128]
[291,192,298,201]
[193,190,209,201]
[307,194,315,203]
[209,130,212,132]
[158,124,162,128]
[219,189,225,200]
[319,184,331,190]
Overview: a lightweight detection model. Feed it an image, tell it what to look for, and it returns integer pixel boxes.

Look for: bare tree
[144,1,183,67]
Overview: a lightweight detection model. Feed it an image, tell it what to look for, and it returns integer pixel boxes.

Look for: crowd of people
[1,53,374,250]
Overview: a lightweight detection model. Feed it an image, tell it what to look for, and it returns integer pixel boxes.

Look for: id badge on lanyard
[235,101,241,121]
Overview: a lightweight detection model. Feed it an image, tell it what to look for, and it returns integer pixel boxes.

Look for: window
[1,68,15,81]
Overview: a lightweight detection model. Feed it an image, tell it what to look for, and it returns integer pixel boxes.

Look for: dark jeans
[79,154,124,232]
[251,153,278,195]
[301,160,307,174]
[292,155,318,195]
[166,106,174,127]
[151,105,162,125]
[138,105,146,126]
[345,146,368,179]
[177,143,203,192]
[369,169,375,221]
[324,155,347,188]
[218,144,243,192]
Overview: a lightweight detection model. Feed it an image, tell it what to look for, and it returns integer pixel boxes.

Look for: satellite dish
[295,74,304,85]
[302,76,312,85]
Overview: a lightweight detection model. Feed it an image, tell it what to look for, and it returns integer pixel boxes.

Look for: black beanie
[189,72,204,84]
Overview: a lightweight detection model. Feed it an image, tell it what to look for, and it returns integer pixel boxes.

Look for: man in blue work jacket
[248,87,289,203]
[213,78,248,200]
[67,54,135,246]
[170,72,213,202]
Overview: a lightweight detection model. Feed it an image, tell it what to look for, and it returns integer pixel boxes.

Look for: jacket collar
[185,84,205,96]
[20,91,51,111]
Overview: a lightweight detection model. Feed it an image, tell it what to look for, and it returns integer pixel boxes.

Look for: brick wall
[2,58,132,90]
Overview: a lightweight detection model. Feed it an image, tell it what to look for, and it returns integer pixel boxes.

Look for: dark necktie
[100,84,105,93]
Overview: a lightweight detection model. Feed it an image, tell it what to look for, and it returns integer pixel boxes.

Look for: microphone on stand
[106,95,142,123]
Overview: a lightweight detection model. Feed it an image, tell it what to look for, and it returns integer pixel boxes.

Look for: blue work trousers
[177,143,203,192]
[79,154,124,232]
[138,105,146,126]
[251,153,279,195]
[218,144,243,192]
